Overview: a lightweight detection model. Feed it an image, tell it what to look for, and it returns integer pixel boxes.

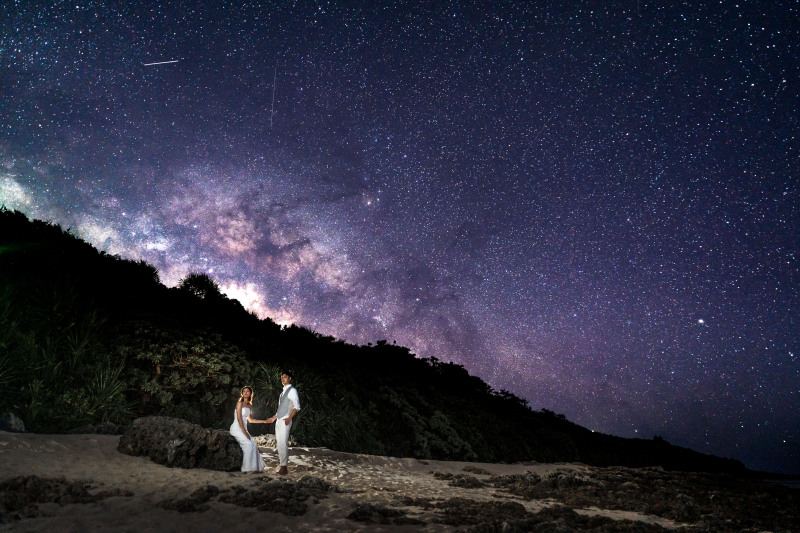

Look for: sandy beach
[0,431,795,532]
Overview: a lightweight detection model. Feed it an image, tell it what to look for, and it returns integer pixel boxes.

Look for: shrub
[118,322,256,427]
[0,281,132,431]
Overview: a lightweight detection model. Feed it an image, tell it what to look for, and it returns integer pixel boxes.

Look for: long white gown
[230,405,264,472]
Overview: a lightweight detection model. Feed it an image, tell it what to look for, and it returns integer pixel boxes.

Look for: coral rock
[117,416,241,471]
[0,413,26,433]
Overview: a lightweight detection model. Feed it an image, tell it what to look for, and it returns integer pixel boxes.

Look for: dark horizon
[1,2,797,474]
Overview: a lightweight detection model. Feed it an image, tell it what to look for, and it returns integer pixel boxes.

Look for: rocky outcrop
[431,471,485,488]
[484,466,800,529]
[0,413,26,433]
[218,476,333,515]
[0,476,132,524]
[117,416,242,471]
[157,485,220,513]
[154,476,334,515]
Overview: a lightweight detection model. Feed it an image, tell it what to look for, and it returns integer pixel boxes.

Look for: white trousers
[275,418,293,466]
[230,421,264,472]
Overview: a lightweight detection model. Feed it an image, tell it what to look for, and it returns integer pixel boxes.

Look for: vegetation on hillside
[0,208,746,473]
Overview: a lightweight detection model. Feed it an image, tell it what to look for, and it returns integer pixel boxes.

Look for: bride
[230,386,268,473]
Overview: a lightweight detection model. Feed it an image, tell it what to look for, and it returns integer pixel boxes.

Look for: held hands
[263,416,291,424]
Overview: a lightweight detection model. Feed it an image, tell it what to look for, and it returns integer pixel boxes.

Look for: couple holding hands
[231,370,300,475]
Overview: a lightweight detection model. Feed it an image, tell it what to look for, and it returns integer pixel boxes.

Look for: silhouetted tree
[178,272,223,300]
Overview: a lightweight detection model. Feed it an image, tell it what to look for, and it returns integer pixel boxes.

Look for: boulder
[117,416,242,471]
[0,412,26,433]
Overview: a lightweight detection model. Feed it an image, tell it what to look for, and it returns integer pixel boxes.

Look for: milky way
[1,2,798,473]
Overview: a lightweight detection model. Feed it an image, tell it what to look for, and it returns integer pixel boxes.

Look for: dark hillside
[0,208,746,474]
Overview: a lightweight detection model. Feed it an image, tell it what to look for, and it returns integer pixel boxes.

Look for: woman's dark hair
[239,386,254,404]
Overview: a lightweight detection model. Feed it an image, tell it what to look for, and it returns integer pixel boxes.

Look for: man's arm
[284,389,300,423]
[288,388,301,411]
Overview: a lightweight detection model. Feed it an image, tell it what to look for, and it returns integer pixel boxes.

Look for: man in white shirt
[266,370,301,475]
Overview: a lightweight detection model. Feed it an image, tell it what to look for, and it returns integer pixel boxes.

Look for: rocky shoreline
[1,430,798,532]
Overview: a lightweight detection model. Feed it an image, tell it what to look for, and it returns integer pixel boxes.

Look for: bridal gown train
[230,406,264,472]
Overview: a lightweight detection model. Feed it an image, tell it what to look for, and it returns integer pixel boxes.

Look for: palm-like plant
[0,279,132,431]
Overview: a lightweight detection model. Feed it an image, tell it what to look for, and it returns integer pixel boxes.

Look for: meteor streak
[142,60,179,66]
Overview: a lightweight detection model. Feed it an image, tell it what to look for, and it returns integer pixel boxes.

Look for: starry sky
[1,1,798,474]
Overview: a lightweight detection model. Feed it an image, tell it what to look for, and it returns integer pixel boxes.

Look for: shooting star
[142,60,179,67]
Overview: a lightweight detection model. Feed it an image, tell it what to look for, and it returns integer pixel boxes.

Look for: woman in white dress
[230,386,267,473]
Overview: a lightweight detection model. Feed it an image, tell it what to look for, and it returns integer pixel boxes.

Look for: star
[1,0,797,474]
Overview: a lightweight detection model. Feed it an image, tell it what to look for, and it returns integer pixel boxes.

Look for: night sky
[2,2,798,474]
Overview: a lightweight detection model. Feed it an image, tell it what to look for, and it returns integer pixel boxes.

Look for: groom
[267,370,301,475]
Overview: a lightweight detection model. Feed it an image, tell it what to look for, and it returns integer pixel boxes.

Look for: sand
[0,431,696,531]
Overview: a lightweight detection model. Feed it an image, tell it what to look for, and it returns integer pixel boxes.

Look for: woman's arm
[247,413,270,423]
[236,401,250,438]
